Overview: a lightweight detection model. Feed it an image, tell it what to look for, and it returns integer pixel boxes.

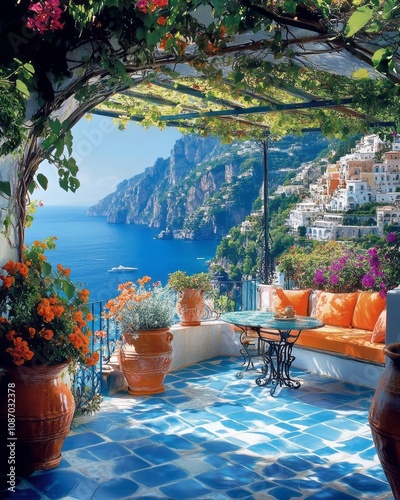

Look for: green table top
[220,311,324,330]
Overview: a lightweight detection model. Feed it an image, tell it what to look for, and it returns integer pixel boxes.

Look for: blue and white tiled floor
[2,357,395,499]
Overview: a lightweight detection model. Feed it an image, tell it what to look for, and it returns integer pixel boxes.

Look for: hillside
[87,133,332,240]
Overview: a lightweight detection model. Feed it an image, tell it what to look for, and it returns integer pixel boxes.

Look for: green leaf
[23,63,35,74]
[344,7,373,37]
[42,261,52,276]
[42,133,57,150]
[15,79,29,97]
[383,0,399,20]
[63,281,76,300]
[37,173,48,190]
[28,181,35,194]
[66,158,79,176]
[55,140,64,157]
[352,68,370,79]
[69,177,81,192]
[146,31,162,47]
[136,26,146,41]
[212,0,225,17]
[388,59,397,74]
[283,0,297,14]
[64,131,73,156]
[0,181,11,196]
[49,120,62,135]
[372,47,392,68]
[59,177,69,191]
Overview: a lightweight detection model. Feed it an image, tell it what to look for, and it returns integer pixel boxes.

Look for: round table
[221,311,324,396]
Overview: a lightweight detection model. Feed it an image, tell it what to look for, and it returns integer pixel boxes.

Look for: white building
[377,206,400,230]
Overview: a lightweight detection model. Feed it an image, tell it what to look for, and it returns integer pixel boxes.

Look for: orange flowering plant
[0,237,99,367]
[104,276,176,335]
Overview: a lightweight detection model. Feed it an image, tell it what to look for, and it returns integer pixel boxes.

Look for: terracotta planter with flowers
[118,328,173,395]
[176,288,206,326]
[168,271,212,326]
[0,362,75,473]
[104,276,175,395]
[0,238,99,472]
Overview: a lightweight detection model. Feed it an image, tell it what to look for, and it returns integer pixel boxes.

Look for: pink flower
[362,274,375,288]
[387,232,396,243]
[26,0,64,34]
[330,274,339,285]
[137,0,148,13]
[313,269,327,286]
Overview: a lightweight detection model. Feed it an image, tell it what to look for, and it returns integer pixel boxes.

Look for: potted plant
[104,276,175,395]
[168,271,212,326]
[0,237,98,473]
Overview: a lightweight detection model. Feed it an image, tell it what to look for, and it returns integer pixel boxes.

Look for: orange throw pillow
[371,309,386,343]
[352,291,386,331]
[315,292,359,328]
[273,289,311,316]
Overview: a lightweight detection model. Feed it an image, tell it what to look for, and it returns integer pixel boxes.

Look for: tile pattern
[1,357,395,499]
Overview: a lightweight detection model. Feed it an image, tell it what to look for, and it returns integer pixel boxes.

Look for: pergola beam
[158,98,354,121]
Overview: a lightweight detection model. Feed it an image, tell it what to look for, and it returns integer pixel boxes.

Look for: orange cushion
[296,326,385,364]
[315,292,358,328]
[371,309,386,344]
[352,292,386,331]
[273,289,311,316]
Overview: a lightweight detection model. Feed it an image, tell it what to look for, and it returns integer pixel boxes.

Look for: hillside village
[279,134,400,241]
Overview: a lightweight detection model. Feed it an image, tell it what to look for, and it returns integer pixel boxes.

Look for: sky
[36,114,182,207]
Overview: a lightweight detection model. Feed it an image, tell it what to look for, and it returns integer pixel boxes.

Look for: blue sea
[25,206,219,303]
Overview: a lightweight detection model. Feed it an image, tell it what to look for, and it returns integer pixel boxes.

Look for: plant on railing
[210,292,236,315]
[168,271,212,292]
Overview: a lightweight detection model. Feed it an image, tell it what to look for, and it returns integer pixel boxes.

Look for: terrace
[2,3,400,499]
[3,285,400,499]
[3,357,394,499]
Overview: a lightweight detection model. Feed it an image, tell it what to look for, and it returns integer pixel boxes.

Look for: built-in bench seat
[257,285,389,387]
[295,326,384,364]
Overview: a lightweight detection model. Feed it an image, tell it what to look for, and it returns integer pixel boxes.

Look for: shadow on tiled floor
[1,357,395,499]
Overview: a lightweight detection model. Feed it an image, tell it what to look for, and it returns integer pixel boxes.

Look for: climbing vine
[0,0,399,253]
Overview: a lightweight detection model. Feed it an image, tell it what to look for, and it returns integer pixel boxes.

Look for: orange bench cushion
[351,291,386,331]
[273,288,311,316]
[371,309,387,343]
[315,292,358,328]
[296,326,385,364]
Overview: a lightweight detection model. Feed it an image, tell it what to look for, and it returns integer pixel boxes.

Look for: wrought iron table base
[255,330,301,397]
[220,311,324,396]
[236,328,264,379]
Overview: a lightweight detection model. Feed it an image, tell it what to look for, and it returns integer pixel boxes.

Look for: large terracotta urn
[369,343,400,499]
[0,362,75,474]
[176,288,205,326]
[118,328,173,395]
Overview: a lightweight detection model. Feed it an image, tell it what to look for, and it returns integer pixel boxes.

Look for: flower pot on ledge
[118,328,173,395]
[176,288,205,326]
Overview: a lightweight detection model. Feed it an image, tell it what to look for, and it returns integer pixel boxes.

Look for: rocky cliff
[87,133,330,240]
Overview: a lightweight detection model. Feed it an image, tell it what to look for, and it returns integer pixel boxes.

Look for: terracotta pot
[118,328,173,395]
[0,362,75,474]
[176,288,205,326]
[369,342,400,499]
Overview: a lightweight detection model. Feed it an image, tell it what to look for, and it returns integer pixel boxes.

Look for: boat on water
[108,265,138,273]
